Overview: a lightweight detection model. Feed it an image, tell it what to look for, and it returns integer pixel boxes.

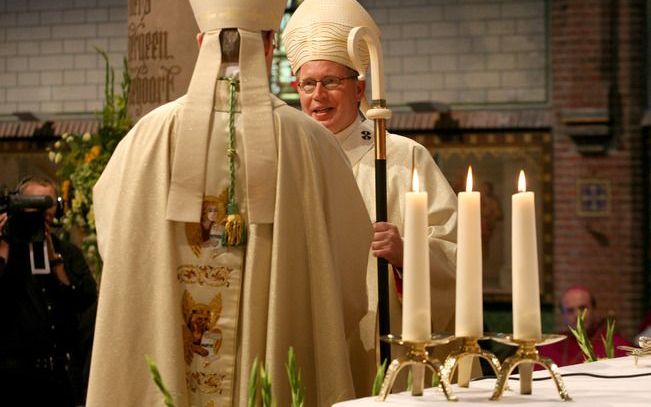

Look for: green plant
[145,355,176,407]
[149,347,310,406]
[48,49,131,281]
[260,363,276,407]
[248,357,260,407]
[568,309,597,362]
[602,317,616,359]
[371,359,387,396]
[286,347,305,407]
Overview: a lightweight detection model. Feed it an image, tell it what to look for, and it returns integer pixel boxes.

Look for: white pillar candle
[455,166,483,337]
[402,169,431,341]
[512,170,542,340]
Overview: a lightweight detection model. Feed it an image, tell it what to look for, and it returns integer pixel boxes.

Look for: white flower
[48,151,56,161]
[82,132,92,142]
[54,141,61,148]
[54,152,62,163]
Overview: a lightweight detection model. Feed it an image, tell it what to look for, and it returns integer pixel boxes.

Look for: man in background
[0,175,97,406]
[539,286,630,366]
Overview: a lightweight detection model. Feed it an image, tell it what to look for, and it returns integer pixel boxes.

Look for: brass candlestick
[441,336,501,387]
[489,333,571,401]
[618,336,651,365]
[378,334,457,402]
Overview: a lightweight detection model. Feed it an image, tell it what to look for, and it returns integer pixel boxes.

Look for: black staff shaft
[374,116,391,364]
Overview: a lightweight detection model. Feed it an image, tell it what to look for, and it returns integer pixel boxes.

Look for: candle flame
[412,169,420,192]
[518,170,526,192]
[466,166,473,192]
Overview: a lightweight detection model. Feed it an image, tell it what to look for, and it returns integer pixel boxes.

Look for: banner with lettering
[128,0,198,120]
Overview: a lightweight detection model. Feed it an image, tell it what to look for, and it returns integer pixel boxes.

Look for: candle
[455,166,483,337]
[402,169,431,341]
[512,170,542,340]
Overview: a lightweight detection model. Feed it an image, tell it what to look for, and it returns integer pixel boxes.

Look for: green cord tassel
[222,77,246,247]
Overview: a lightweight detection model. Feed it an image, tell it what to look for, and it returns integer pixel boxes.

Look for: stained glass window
[270,0,302,104]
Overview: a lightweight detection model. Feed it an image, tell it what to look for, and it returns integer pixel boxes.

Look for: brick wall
[0,0,647,340]
[551,0,646,338]
[1,0,547,116]
[359,0,547,106]
[0,0,127,115]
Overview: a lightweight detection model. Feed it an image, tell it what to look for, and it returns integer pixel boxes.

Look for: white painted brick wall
[18,72,39,86]
[64,70,86,85]
[7,86,51,102]
[7,57,28,71]
[0,0,547,115]
[41,71,63,85]
[360,0,547,106]
[64,9,86,24]
[0,0,126,115]
[0,73,17,87]
[17,102,40,111]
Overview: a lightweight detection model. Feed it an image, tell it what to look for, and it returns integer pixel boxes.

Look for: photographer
[0,176,97,406]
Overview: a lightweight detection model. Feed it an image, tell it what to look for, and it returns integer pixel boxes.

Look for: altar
[335,356,651,406]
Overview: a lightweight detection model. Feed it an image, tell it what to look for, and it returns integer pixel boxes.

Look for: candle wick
[410,148,416,188]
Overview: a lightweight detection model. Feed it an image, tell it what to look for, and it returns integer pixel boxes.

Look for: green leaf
[371,359,387,396]
[248,357,259,407]
[601,317,616,359]
[569,309,597,362]
[286,347,305,407]
[260,363,275,407]
[145,355,175,407]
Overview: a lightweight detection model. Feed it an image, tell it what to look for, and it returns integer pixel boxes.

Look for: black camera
[0,185,54,244]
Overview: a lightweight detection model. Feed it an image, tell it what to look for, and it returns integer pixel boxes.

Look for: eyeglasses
[297,75,357,94]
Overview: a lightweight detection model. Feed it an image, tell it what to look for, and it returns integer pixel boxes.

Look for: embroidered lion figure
[182,290,223,364]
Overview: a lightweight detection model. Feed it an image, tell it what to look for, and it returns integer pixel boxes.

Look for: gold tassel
[223,213,245,246]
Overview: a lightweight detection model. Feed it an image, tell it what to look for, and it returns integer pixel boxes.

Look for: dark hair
[220,29,240,62]
[220,29,274,63]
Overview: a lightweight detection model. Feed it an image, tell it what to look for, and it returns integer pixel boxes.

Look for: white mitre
[282,0,381,74]
[167,0,285,224]
[190,0,285,32]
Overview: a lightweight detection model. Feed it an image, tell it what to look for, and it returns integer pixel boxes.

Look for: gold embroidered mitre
[282,0,381,74]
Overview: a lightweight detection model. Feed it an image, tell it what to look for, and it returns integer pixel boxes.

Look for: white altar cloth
[334,356,651,406]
